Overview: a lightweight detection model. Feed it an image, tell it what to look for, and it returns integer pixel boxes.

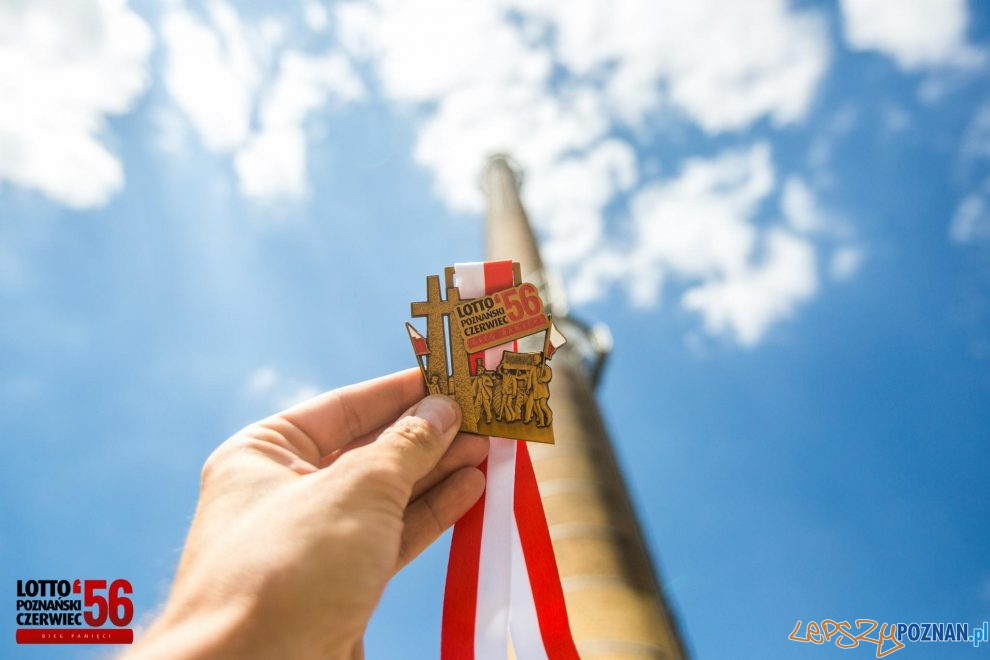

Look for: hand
[129,369,488,659]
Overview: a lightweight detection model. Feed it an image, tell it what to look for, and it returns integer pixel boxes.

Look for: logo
[789,619,989,656]
[15,579,134,645]
[455,282,549,352]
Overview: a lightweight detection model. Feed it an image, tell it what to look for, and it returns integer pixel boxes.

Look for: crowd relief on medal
[427,353,553,429]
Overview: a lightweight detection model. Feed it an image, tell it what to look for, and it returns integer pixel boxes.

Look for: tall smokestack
[483,155,687,658]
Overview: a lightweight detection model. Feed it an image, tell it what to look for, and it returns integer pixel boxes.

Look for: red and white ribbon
[442,261,578,660]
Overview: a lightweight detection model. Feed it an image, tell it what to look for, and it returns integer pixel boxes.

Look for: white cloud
[525,140,638,264]
[829,245,864,281]
[337,0,578,212]
[246,367,278,394]
[839,0,983,70]
[572,145,819,345]
[881,104,910,132]
[151,105,192,156]
[962,102,990,162]
[807,105,858,188]
[0,0,152,208]
[0,243,24,293]
[245,367,321,411]
[683,229,817,346]
[162,1,362,200]
[783,175,864,284]
[303,0,330,33]
[161,1,267,152]
[782,176,826,234]
[628,145,774,285]
[519,0,829,132]
[782,174,857,239]
[951,178,990,244]
[235,51,364,199]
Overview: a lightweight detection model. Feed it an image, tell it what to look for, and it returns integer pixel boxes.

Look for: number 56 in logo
[83,579,134,627]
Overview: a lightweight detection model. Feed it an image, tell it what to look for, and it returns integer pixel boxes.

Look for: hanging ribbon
[441,261,579,660]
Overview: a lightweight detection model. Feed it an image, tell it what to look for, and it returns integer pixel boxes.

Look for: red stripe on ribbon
[514,443,580,659]
[483,260,515,292]
[441,458,487,659]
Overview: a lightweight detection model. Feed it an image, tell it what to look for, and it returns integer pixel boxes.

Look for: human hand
[129,369,488,659]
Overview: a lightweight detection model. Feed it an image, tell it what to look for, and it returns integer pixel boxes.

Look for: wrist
[129,593,258,659]
[130,589,361,660]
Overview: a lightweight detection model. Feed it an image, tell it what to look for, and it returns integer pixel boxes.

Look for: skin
[128,369,488,659]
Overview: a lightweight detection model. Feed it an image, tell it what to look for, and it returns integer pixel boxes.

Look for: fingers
[279,369,425,455]
[330,394,463,510]
[410,433,488,500]
[398,467,486,569]
[370,395,462,487]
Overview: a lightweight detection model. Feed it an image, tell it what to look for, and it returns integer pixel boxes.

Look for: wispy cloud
[245,367,322,412]
[571,145,820,346]
[829,246,864,282]
[962,102,990,162]
[951,177,990,245]
[161,1,270,152]
[0,0,152,208]
[235,50,364,199]
[161,0,364,201]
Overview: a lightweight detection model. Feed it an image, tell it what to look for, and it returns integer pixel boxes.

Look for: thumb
[348,394,462,499]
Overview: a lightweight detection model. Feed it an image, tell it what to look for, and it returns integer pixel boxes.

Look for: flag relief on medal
[406,261,566,444]
[407,260,579,659]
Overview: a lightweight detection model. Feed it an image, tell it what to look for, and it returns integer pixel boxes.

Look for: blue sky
[2,0,990,658]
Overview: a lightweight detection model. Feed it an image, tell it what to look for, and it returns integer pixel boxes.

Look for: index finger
[279,368,426,455]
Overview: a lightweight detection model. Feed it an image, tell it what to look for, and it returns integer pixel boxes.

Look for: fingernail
[415,395,459,433]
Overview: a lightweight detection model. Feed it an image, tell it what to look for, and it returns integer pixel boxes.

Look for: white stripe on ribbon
[455,263,488,302]
[475,436,516,659]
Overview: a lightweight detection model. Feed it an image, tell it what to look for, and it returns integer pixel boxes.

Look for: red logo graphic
[15,579,134,645]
